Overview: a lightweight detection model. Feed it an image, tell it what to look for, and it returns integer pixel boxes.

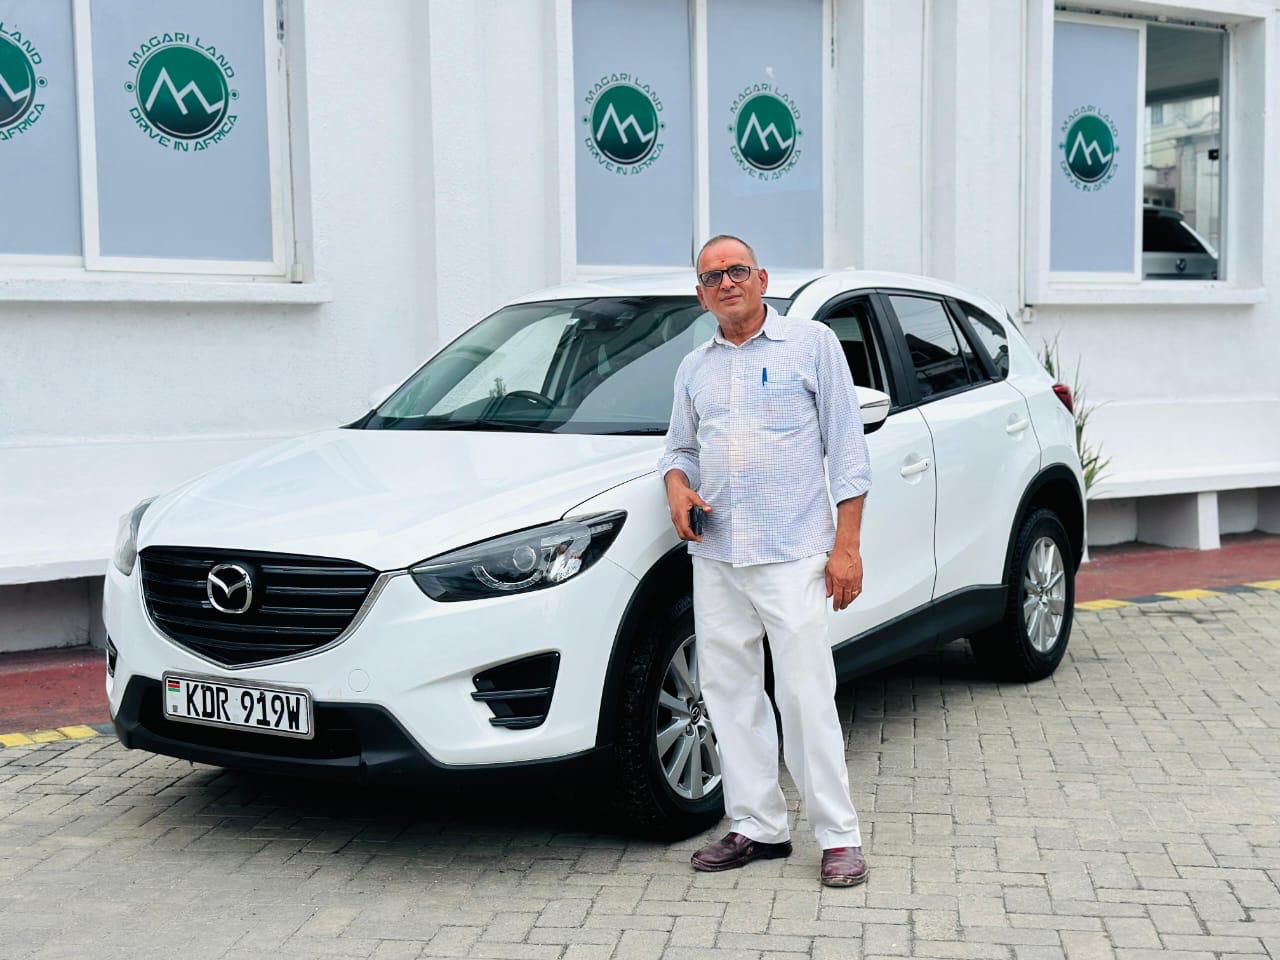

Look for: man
[658,234,871,888]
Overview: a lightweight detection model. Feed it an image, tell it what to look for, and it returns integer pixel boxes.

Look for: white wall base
[0,577,105,654]
[1259,487,1280,534]
[1085,497,1138,546]
[1136,492,1221,551]
[1219,489,1259,534]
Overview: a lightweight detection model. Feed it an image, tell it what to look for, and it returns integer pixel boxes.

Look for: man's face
[695,239,768,328]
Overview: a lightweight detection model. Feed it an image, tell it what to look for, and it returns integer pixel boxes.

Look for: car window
[817,296,889,396]
[888,295,983,400]
[956,301,1009,379]
[1143,213,1208,254]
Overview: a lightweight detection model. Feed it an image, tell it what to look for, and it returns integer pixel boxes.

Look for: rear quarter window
[957,302,1010,380]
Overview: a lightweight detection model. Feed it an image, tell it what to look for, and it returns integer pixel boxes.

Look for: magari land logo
[1059,106,1118,191]
[125,33,238,152]
[0,24,46,142]
[730,85,802,179]
[582,74,665,175]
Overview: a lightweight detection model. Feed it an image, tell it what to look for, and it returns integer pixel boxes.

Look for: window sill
[0,275,333,305]
[1028,283,1264,307]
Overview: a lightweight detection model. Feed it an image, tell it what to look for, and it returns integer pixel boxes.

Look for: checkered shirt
[658,303,872,567]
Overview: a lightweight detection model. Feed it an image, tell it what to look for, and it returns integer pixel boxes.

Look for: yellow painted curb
[1156,588,1223,600]
[0,726,100,748]
[1244,579,1280,590]
[1076,599,1134,610]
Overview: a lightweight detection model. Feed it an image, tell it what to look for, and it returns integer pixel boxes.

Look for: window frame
[874,288,992,409]
[0,0,294,279]
[810,291,901,410]
[1024,0,1264,307]
[946,299,1006,383]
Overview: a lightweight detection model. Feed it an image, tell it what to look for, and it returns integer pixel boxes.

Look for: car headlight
[410,511,626,602]
[112,497,157,577]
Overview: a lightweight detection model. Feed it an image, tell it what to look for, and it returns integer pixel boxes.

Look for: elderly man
[657,234,871,887]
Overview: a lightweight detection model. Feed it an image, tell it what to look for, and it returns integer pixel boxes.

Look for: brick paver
[1,591,1277,959]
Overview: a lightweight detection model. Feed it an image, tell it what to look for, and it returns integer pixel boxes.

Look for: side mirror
[855,386,891,433]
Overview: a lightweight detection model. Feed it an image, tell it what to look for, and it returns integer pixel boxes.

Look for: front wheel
[611,596,725,839]
[969,507,1075,681]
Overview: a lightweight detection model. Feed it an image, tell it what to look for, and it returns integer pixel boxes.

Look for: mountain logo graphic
[733,91,799,173]
[587,82,660,166]
[1059,108,1118,188]
[0,31,44,134]
[126,41,236,143]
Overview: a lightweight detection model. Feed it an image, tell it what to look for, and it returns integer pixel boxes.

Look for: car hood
[139,428,663,571]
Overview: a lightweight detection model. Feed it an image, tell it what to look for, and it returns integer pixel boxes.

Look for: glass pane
[370,297,717,435]
[958,302,1009,379]
[89,0,274,263]
[707,0,823,268]
[1143,24,1223,280]
[822,299,887,393]
[0,0,81,255]
[890,296,977,400]
[1049,19,1140,274]
[572,0,693,267]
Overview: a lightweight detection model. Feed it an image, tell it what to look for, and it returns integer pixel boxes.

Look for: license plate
[163,673,313,739]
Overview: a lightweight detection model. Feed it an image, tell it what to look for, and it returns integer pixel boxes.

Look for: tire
[611,592,725,840]
[969,507,1075,681]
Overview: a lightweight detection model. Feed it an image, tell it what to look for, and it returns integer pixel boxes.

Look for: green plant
[1038,333,1112,495]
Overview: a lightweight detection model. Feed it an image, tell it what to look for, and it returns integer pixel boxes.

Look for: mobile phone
[688,505,706,537]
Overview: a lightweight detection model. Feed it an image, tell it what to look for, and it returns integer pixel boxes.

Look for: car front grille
[139,546,378,667]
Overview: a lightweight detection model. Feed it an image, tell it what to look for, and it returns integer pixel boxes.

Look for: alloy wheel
[1022,535,1066,653]
[653,633,721,801]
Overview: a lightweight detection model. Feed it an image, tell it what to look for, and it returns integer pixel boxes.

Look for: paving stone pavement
[1,591,1278,960]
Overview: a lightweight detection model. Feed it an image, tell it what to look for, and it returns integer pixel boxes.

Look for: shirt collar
[710,303,787,348]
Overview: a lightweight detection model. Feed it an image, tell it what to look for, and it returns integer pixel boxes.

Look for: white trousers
[693,553,862,850]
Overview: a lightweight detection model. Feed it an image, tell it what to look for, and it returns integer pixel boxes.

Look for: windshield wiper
[597,428,668,436]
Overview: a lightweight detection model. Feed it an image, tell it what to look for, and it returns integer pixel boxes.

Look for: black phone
[688,505,706,537]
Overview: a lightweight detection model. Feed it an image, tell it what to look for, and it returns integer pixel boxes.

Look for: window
[1048,11,1226,282]
[888,295,982,400]
[571,0,826,269]
[955,301,1009,379]
[819,297,889,395]
[0,0,291,276]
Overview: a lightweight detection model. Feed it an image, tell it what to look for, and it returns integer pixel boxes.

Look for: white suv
[104,269,1085,838]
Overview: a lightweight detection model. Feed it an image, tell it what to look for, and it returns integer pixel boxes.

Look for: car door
[803,290,938,645]
[878,291,1041,601]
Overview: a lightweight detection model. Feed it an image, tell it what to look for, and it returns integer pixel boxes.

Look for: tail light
[1052,383,1074,414]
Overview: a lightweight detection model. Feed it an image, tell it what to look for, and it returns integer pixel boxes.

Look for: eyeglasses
[698,264,755,288]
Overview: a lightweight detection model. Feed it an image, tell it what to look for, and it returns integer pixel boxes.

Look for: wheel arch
[594,544,692,749]
[1005,464,1086,579]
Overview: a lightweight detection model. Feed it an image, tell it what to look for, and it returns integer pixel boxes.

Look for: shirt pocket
[757,373,811,432]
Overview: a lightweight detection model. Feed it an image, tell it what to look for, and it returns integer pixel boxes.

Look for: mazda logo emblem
[207,562,253,615]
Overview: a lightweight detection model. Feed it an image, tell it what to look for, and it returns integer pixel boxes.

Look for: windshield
[357,296,791,435]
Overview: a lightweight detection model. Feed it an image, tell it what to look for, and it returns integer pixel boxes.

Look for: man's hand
[826,547,864,611]
[665,471,712,542]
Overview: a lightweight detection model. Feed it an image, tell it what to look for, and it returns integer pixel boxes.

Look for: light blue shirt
[658,304,872,567]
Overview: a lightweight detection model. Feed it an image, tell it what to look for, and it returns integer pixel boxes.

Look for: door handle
[900,457,931,477]
[1006,417,1030,435]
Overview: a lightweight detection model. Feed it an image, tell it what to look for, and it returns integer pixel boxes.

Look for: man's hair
[694,234,758,271]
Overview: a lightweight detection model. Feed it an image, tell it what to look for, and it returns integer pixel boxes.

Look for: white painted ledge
[0,276,333,304]
[1029,284,1265,307]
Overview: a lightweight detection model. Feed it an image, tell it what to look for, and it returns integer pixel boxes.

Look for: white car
[104,269,1085,838]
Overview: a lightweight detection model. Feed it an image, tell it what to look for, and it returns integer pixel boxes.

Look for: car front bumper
[103,554,639,770]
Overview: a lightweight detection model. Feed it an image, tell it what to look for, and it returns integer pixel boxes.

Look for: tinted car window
[1144,213,1208,254]
[819,297,889,395]
[889,295,982,400]
[957,301,1009,379]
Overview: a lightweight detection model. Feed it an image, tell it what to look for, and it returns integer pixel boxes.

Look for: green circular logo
[130,44,228,140]
[735,92,797,172]
[0,33,39,131]
[1060,109,1117,187]
[588,82,659,165]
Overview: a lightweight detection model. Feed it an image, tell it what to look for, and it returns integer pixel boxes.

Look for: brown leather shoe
[690,832,793,872]
[820,846,869,886]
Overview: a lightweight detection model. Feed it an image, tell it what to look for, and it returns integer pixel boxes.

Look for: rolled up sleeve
[658,356,701,490]
[814,326,871,504]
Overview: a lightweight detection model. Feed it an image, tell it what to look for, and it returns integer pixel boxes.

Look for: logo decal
[1059,106,1118,191]
[125,33,238,151]
[582,74,665,174]
[0,24,46,141]
[729,84,803,179]
[207,563,254,615]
